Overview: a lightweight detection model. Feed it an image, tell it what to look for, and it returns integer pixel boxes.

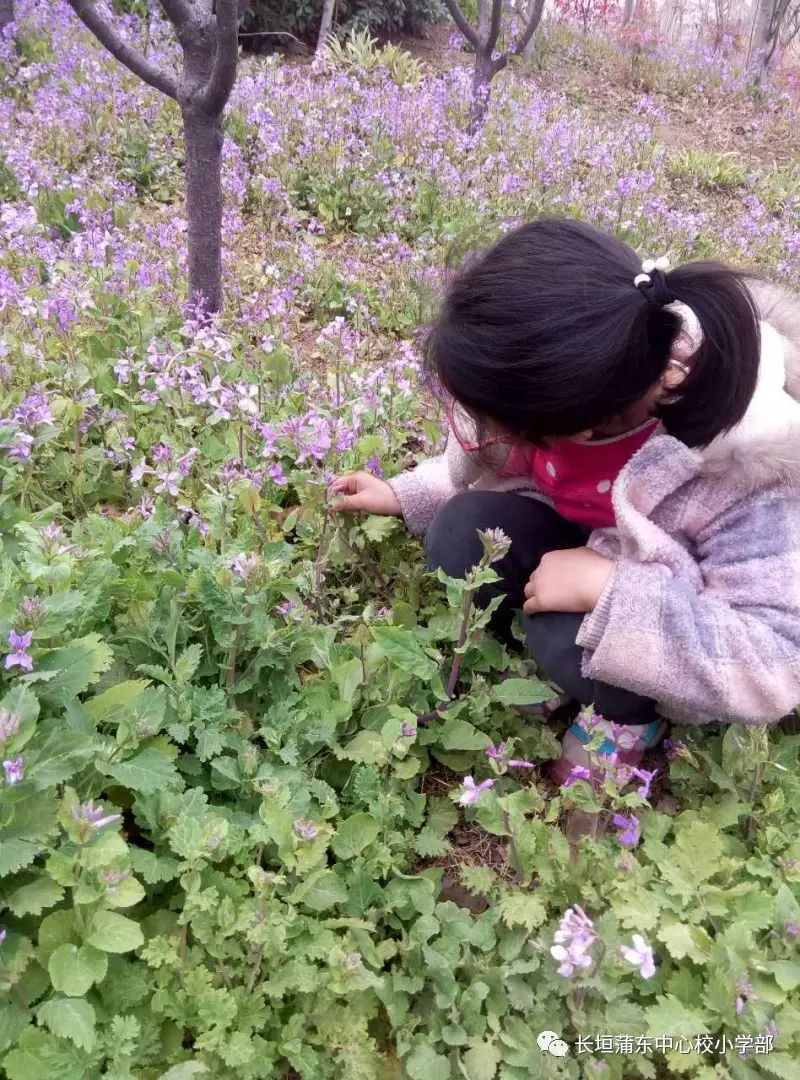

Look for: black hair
[423,216,761,450]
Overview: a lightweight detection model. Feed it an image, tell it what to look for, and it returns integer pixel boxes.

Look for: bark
[0,0,13,29]
[65,0,239,314]
[182,104,224,315]
[316,0,336,53]
[477,0,490,43]
[622,0,636,26]
[468,54,494,133]
[522,0,542,55]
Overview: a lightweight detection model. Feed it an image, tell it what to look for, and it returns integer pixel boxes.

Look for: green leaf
[129,849,180,885]
[48,944,108,996]
[86,911,143,953]
[371,626,438,679]
[331,658,362,705]
[85,680,150,721]
[38,997,96,1051]
[494,678,553,706]
[159,1064,210,1080]
[497,892,547,931]
[766,961,800,991]
[6,876,64,917]
[0,1002,29,1056]
[405,1043,450,1078]
[295,869,348,912]
[332,813,381,860]
[439,718,489,751]
[104,875,145,909]
[657,920,712,964]
[760,1053,800,1080]
[361,515,399,543]
[337,730,389,766]
[100,748,180,793]
[174,644,202,685]
[0,795,59,876]
[645,995,711,1037]
[32,634,113,707]
[463,1040,501,1080]
[414,827,450,857]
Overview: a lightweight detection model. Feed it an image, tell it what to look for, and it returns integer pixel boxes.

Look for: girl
[329,216,800,784]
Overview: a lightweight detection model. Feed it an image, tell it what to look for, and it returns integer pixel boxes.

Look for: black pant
[424,491,658,726]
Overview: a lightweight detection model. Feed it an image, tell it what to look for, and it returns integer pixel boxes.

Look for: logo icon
[537,1031,569,1057]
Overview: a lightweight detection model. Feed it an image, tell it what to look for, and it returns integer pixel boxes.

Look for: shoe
[548,711,666,788]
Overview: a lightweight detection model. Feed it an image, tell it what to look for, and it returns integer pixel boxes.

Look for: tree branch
[513,0,545,56]
[158,0,196,29]
[441,0,481,51]
[486,0,503,55]
[198,0,239,114]
[64,0,179,100]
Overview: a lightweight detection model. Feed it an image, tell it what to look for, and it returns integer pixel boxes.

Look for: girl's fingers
[522,596,538,616]
[523,578,535,599]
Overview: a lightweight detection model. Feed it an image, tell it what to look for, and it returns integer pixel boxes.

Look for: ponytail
[653,263,761,448]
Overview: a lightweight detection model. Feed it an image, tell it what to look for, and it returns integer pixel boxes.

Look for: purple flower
[5,630,33,672]
[620,934,656,978]
[268,463,287,485]
[102,868,129,895]
[612,813,641,848]
[3,756,24,784]
[0,928,6,945]
[400,723,417,737]
[294,819,318,841]
[551,905,596,977]
[508,758,535,769]
[458,776,494,806]
[154,469,181,497]
[562,764,592,788]
[276,599,296,616]
[786,920,800,938]
[365,457,383,478]
[735,996,746,1015]
[0,709,20,741]
[486,742,506,761]
[664,737,685,761]
[72,801,122,830]
[228,553,260,580]
[632,767,658,799]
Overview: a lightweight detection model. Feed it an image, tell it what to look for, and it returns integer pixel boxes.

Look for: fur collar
[697,321,800,489]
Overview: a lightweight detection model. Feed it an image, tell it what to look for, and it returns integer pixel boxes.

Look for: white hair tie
[634,256,670,288]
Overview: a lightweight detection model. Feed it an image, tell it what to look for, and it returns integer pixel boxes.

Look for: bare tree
[0,0,14,28]
[315,0,336,54]
[64,0,240,314]
[444,0,546,132]
[750,0,800,82]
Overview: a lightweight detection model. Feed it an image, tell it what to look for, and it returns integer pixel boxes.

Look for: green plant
[0,156,21,202]
[667,149,748,191]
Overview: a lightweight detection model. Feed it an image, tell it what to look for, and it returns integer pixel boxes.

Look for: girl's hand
[523,547,614,615]
[328,471,402,516]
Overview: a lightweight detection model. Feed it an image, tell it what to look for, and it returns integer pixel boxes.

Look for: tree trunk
[523,0,540,55]
[469,54,493,134]
[0,0,14,28]
[752,0,777,81]
[316,0,336,54]
[477,0,490,42]
[182,105,224,314]
[622,0,636,26]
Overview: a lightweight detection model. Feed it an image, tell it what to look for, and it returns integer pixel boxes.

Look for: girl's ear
[659,360,690,395]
